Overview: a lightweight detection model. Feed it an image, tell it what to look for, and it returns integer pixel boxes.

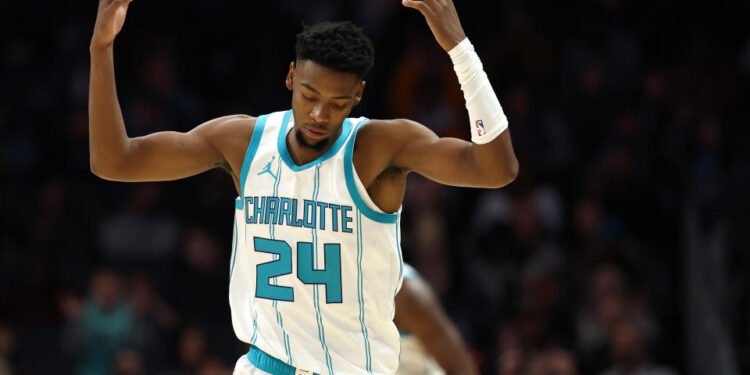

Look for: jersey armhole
[239,114,270,200]
[343,119,400,224]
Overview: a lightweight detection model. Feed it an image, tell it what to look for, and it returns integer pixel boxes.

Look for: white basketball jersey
[228,110,404,374]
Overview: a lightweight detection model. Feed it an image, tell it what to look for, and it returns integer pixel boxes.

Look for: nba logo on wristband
[475,120,485,136]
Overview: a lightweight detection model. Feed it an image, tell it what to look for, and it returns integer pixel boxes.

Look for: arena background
[1,0,749,374]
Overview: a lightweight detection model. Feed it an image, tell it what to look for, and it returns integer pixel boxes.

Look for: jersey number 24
[253,237,343,303]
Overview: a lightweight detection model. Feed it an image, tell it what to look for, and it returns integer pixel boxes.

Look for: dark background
[1,0,749,374]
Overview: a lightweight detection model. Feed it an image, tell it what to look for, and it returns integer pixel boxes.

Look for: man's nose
[310,103,329,123]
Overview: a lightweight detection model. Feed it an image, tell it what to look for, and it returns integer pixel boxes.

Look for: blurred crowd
[1,0,749,374]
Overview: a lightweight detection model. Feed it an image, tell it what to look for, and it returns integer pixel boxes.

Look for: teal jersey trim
[344,119,399,224]
[396,218,404,285]
[247,346,320,375]
[240,114,269,198]
[394,216,404,362]
[392,216,405,320]
[229,216,239,280]
[277,110,353,171]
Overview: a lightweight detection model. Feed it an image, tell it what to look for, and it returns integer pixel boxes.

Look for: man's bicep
[392,120,481,186]
[116,131,220,181]
[106,115,248,182]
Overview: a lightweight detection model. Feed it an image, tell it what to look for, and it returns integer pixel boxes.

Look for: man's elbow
[506,160,519,183]
[486,161,518,188]
[90,159,110,179]
[90,158,123,181]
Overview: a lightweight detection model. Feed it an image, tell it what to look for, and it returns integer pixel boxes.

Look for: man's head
[286,21,374,150]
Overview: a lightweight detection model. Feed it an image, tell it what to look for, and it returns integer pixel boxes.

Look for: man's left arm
[390,119,517,188]
[397,0,518,188]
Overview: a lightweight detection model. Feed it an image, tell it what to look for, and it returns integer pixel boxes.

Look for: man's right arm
[89,0,251,184]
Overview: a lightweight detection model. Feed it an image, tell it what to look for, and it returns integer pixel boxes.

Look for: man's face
[286,60,365,150]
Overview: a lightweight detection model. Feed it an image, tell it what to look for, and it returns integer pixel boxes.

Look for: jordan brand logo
[257,156,277,179]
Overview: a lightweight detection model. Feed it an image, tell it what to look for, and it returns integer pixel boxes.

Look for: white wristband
[448,38,508,144]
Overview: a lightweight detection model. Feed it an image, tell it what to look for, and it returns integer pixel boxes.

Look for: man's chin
[296,129,329,152]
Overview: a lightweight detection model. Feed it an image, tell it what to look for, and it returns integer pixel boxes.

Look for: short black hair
[295,21,374,79]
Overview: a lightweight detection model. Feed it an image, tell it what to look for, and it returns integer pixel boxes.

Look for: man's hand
[402,0,467,52]
[91,0,133,50]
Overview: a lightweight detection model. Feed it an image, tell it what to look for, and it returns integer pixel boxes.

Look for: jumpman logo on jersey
[257,156,277,179]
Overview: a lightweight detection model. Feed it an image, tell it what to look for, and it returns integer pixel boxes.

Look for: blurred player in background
[395,264,479,375]
[89,0,517,373]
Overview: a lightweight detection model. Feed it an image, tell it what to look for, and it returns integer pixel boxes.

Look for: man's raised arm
[88,0,250,184]
[395,0,518,188]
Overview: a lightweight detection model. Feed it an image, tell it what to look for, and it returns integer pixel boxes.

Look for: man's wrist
[447,37,471,59]
[89,42,114,54]
[448,38,509,144]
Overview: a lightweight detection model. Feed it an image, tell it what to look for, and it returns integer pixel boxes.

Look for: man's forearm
[88,45,130,175]
[449,39,518,186]
[421,325,479,375]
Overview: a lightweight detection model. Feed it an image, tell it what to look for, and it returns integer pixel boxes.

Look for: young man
[89,0,517,373]
[395,264,479,375]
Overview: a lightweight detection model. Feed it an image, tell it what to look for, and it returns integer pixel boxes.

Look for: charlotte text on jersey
[243,196,354,233]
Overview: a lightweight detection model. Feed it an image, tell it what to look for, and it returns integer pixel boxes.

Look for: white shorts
[233,355,272,375]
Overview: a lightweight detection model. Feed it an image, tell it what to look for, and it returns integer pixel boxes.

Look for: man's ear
[354,80,366,105]
[285,61,296,91]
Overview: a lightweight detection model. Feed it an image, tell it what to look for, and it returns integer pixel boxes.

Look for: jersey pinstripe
[229,110,404,374]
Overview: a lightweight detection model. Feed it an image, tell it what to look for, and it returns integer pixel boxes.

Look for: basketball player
[395,264,478,375]
[89,0,518,373]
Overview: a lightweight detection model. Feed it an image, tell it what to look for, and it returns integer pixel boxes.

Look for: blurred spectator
[197,357,234,375]
[61,269,134,375]
[0,322,17,375]
[161,327,210,375]
[99,184,181,260]
[526,348,578,375]
[498,348,523,375]
[128,273,180,372]
[576,264,659,373]
[114,349,147,375]
[600,320,677,375]
[169,227,231,326]
[495,323,578,375]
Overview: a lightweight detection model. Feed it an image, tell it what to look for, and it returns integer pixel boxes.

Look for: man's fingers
[113,0,133,8]
[105,0,132,11]
[402,0,433,15]
[101,0,120,8]
[101,0,132,17]
[98,0,111,11]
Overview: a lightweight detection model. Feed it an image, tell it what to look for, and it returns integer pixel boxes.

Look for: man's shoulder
[359,118,411,129]
[195,115,257,156]
[199,114,256,139]
[357,118,415,140]
[355,118,431,152]
[214,114,257,129]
